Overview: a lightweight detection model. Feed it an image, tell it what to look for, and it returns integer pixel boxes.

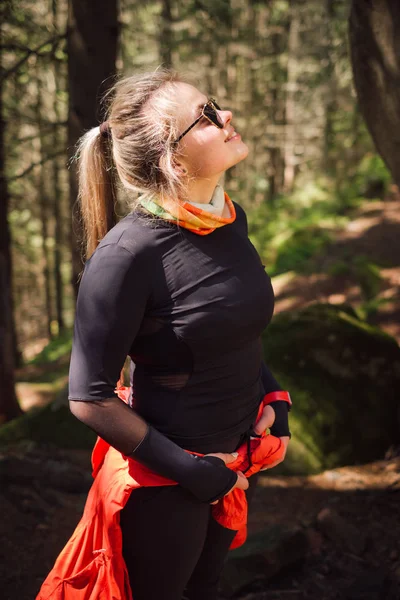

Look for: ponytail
[75,68,189,260]
[76,127,116,259]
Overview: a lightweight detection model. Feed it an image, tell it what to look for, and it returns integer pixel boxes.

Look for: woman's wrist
[131,425,238,503]
[268,401,291,438]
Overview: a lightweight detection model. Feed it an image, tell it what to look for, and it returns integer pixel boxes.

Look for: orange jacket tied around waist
[36,387,285,600]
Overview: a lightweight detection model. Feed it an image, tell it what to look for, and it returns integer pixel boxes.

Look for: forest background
[1,1,400,599]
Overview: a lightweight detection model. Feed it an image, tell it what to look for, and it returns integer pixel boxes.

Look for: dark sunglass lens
[204,103,224,128]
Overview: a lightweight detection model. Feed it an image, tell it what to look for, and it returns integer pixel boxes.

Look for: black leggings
[120,475,258,600]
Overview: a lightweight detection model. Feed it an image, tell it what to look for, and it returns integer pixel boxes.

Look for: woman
[65,69,290,600]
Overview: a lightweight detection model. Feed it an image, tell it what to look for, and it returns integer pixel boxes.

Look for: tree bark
[36,73,54,340]
[160,0,173,67]
[268,31,284,201]
[52,0,65,333]
[349,0,400,186]
[67,0,119,295]
[323,0,337,174]
[0,19,23,423]
[283,0,300,194]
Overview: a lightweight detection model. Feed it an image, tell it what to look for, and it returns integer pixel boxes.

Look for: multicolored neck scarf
[138,184,236,236]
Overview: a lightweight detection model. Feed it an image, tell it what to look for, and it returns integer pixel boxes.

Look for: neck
[185,174,223,204]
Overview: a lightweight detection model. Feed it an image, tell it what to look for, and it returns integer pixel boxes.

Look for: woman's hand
[253,404,289,471]
[253,404,275,434]
[259,435,290,470]
[204,452,249,504]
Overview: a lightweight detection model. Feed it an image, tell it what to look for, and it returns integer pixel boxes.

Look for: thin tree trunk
[268,32,284,201]
[323,0,337,174]
[67,0,119,296]
[160,0,173,67]
[52,0,65,333]
[36,73,53,339]
[283,0,300,193]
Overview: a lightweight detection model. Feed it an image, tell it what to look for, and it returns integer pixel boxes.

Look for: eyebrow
[195,98,208,114]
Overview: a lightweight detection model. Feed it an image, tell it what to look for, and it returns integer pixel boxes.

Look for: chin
[229,142,249,166]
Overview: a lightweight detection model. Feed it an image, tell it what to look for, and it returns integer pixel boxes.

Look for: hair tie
[99,121,111,138]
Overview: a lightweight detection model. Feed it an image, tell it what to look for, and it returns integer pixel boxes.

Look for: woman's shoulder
[231,200,248,235]
[231,199,247,218]
[96,209,174,259]
[81,213,160,289]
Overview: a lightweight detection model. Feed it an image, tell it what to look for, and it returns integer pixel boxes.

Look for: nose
[219,110,232,128]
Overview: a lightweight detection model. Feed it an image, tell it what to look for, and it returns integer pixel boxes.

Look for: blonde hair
[76,68,186,258]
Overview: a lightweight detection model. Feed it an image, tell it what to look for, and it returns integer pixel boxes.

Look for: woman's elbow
[69,399,83,419]
[69,397,112,425]
[68,398,94,424]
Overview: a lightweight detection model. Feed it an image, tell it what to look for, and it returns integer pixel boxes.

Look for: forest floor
[0,444,399,600]
[273,195,400,343]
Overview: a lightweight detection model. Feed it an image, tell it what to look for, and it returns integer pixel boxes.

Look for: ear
[173,160,188,176]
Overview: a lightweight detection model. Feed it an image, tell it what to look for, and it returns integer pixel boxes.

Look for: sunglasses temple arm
[174,116,202,144]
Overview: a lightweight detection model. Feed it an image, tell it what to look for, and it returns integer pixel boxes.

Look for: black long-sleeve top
[68,201,288,458]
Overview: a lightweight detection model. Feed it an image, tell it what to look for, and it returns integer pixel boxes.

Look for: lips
[225,129,240,142]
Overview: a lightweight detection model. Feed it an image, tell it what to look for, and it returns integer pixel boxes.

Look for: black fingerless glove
[70,397,238,503]
[269,401,291,438]
[132,426,238,503]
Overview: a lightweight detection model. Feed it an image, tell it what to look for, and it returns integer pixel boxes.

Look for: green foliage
[327,255,384,321]
[196,0,233,25]
[328,255,382,300]
[14,331,72,386]
[272,227,331,276]
[355,296,392,323]
[29,329,72,366]
[334,153,392,208]
[354,153,392,197]
[352,256,382,300]
[248,179,349,274]
[0,401,96,449]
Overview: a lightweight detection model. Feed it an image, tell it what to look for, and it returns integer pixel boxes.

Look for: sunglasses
[173,98,224,144]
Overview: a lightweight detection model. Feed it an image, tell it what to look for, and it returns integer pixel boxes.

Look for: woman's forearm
[69,397,237,503]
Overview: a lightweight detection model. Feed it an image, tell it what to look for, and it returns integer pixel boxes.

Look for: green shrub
[271,227,331,276]
[30,329,73,365]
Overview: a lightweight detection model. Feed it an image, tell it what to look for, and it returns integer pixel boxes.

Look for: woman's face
[172,83,249,179]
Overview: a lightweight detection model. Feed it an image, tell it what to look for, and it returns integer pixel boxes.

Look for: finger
[225,451,239,464]
[205,451,239,465]
[260,458,284,471]
[280,436,290,450]
[253,405,275,435]
[236,471,249,490]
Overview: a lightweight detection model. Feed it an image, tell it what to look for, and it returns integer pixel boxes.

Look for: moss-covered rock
[0,401,96,449]
[263,303,400,473]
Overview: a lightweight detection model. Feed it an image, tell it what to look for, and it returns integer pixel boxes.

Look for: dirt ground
[273,195,400,344]
[1,446,399,600]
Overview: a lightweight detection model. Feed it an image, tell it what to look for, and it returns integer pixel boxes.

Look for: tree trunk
[323,0,337,174]
[67,0,119,295]
[52,0,65,333]
[268,31,284,202]
[349,0,400,186]
[283,0,300,194]
[160,0,173,67]
[0,22,22,423]
[36,73,54,340]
